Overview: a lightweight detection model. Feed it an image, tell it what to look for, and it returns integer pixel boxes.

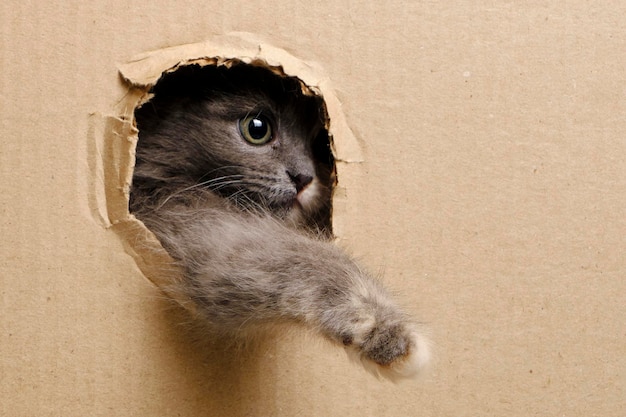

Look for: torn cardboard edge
[96,32,363,293]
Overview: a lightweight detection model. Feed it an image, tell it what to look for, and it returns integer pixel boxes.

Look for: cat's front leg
[154,208,430,380]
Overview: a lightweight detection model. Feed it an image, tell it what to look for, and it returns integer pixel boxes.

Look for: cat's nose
[287,171,313,193]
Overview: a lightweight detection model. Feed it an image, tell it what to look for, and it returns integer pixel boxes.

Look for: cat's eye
[239,115,273,145]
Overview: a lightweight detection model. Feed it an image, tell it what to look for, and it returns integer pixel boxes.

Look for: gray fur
[130,64,430,380]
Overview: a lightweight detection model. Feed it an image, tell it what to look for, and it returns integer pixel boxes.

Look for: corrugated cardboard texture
[1,2,624,416]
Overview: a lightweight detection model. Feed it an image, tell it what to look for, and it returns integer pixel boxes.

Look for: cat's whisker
[204,179,248,192]
[195,166,248,183]
[228,189,265,212]
[195,175,245,189]
[155,175,248,209]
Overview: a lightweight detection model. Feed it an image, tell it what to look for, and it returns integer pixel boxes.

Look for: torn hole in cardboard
[101,33,363,295]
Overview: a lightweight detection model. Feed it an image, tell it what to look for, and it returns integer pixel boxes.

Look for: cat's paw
[346,323,431,381]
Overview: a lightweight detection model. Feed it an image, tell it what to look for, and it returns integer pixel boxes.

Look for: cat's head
[132,64,334,229]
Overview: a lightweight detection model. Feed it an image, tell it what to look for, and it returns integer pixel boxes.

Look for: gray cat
[130,64,430,380]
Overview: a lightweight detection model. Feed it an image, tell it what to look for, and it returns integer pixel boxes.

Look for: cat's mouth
[273,192,305,213]
[268,185,315,214]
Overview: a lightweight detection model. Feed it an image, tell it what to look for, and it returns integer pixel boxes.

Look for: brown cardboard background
[1,1,624,416]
